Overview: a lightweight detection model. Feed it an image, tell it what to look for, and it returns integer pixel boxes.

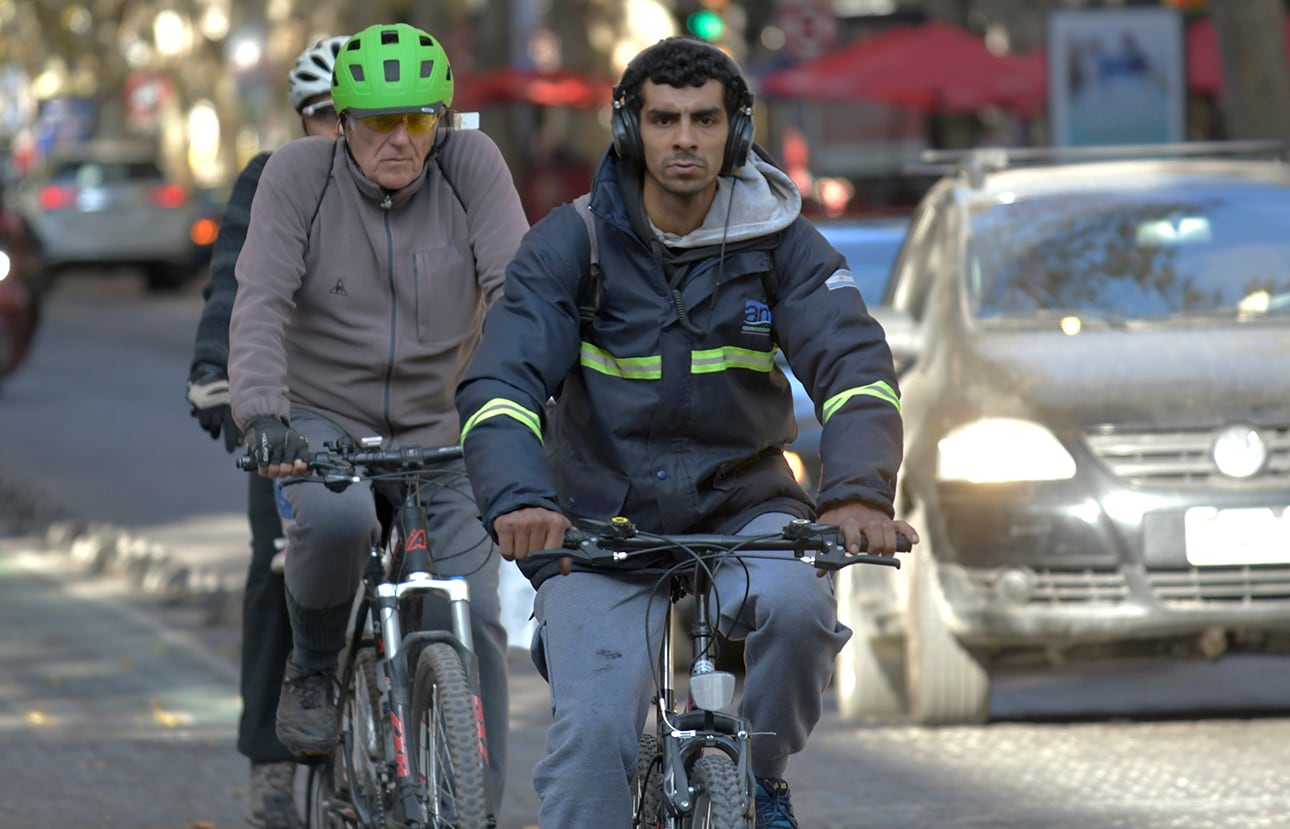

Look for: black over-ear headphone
[611,43,756,176]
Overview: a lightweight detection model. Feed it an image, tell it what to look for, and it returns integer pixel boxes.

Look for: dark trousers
[238,472,294,762]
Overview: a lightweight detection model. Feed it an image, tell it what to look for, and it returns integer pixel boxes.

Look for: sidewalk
[34,507,538,649]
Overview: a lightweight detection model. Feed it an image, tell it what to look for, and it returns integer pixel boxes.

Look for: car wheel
[906,540,990,725]
[834,564,907,720]
[145,263,188,293]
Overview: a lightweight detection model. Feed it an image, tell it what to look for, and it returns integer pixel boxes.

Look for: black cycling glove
[186,365,242,454]
[244,415,311,467]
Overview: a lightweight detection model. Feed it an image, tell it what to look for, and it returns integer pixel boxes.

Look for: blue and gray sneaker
[754,777,799,829]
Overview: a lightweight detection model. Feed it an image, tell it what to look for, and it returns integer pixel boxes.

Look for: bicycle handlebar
[236,439,463,481]
[529,517,909,573]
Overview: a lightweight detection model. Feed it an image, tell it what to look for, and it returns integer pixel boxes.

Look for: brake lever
[782,519,907,571]
[528,530,627,565]
[807,543,902,571]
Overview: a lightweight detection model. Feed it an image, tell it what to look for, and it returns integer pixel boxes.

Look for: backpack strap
[569,193,780,336]
[572,193,602,335]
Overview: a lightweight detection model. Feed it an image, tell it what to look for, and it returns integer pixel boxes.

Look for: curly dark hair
[617,37,750,118]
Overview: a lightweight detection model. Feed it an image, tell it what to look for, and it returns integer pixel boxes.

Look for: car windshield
[966,180,1290,322]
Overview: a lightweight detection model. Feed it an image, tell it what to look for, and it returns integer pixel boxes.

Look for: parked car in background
[781,215,908,493]
[18,140,205,292]
[834,143,1290,725]
[0,187,44,385]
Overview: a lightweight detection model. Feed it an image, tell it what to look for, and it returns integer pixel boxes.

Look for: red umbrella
[454,67,614,110]
[1186,17,1290,96]
[759,21,1045,115]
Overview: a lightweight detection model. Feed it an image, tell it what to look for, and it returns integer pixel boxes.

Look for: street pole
[1211,0,1290,141]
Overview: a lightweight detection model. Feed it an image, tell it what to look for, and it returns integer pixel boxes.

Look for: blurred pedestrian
[186,35,347,829]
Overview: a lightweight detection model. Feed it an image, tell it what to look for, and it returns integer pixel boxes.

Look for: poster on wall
[1048,7,1185,146]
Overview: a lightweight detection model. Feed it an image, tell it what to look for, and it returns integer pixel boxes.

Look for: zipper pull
[381,193,392,209]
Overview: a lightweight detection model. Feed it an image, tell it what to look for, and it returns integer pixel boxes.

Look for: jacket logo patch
[825,268,858,292]
[742,299,772,336]
[330,279,348,296]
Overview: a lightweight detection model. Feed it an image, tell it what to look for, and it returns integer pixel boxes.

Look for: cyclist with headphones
[457,36,916,829]
[227,23,527,806]
[187,35,348,829]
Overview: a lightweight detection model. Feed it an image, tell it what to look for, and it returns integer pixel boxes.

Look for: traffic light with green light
[687,9,727,42]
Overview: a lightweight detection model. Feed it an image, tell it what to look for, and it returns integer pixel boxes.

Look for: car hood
[953,322,1290,430]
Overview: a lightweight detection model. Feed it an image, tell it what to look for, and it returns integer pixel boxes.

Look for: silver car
[21,141,201,291]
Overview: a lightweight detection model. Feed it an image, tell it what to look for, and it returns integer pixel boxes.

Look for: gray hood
[653,152,802,249]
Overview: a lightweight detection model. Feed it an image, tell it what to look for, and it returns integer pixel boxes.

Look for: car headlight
[937,418,1076,483]
[0,250,9,282]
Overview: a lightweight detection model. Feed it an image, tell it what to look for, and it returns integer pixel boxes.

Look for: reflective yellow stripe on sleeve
[460,398,544,445]
[822,381,901,423]
[690,346,777,375]
[580,342,663,379]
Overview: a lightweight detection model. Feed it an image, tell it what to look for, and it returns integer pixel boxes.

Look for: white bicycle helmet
[288,35,348,111]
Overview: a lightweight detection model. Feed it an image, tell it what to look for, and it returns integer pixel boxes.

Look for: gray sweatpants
[528,511,852,829]
[279,411,509,802]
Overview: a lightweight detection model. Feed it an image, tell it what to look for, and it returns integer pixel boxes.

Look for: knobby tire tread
[684,754,748,829]
[633,732,666,829]
[410,642,490,828]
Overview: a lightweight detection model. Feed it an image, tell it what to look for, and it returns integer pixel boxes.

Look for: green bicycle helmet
[332,23,454,117]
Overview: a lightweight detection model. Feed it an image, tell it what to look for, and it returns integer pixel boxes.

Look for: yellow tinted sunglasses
[356,111,440,135]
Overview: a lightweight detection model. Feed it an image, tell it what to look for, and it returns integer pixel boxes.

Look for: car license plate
[1184,506,1290,566]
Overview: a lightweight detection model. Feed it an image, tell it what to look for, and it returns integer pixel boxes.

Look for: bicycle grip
[857,531,913,554]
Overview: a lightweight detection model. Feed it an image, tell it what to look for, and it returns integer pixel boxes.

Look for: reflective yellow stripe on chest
[579,343,778,378]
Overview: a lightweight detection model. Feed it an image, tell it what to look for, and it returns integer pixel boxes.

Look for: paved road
[4,274,1290,828]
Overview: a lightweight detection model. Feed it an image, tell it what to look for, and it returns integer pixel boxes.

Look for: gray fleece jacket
[229,130,529,449]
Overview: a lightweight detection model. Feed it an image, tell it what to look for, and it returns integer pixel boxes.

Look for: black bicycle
[529,516,909,829]
[239,437,495,829]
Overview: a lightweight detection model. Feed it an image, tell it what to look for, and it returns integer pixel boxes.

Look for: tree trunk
[1211,0,1290,141]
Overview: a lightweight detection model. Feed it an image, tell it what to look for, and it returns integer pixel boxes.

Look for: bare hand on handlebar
[494,506,574,574]
[817,500,919,576]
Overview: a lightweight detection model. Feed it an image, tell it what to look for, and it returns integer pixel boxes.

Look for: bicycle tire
[339,648,387,826]
[633,732,666,829]
[683,754,749,829]
[305,760,355,829]
[410,642,491,828]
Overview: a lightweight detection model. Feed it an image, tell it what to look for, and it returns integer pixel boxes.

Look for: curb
[44,515,243,629]
[0,467,241,627]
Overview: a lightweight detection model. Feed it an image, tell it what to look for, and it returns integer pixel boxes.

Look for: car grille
[1084,426,1290,484]
[965,565,1290,607]
[1148,566,1290,605]
[964,567,1129,605]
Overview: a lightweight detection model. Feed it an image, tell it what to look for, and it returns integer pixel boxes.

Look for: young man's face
[638,78,729,200]
[344,112,437,191]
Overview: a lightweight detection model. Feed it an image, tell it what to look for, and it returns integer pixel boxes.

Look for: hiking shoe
[244,761,299,829]
[754,777,799,829]
[275,658,339,757]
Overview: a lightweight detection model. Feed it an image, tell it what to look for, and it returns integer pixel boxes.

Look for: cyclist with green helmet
[227,23,528,803]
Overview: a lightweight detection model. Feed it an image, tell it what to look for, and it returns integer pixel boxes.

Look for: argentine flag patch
[824,268,858,292]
